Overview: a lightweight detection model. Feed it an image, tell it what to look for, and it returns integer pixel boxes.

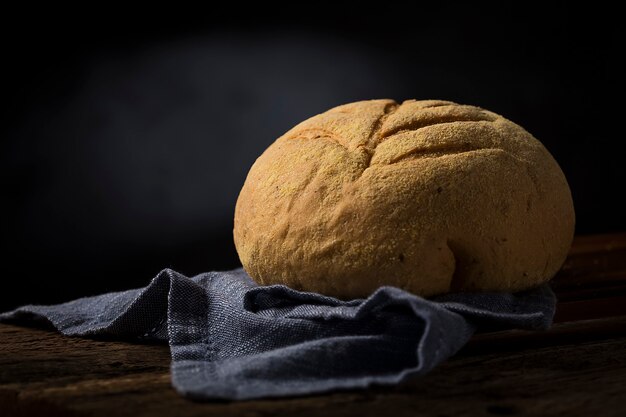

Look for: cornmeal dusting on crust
[233,99,575,299]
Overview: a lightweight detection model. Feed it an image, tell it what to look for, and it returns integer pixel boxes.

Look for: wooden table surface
[1,233,625,417]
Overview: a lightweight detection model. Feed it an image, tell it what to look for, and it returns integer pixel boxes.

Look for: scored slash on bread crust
[234,99,575,299]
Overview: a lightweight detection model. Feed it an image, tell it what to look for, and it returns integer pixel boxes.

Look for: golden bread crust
[234,99,575,298]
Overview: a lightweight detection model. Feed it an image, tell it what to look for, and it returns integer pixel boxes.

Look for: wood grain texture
[552,233,626,322]
[1,234,626,417]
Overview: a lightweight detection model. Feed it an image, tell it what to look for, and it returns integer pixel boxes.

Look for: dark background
[1,4,624,311]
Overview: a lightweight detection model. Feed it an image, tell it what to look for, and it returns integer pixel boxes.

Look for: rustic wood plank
[552,233,626,322]
[1,318,625,417]
[1,233,626,416]
[553,233,626,292]
[464,315,626,355]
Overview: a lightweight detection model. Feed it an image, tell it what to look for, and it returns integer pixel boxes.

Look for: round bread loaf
[234,99,575,299]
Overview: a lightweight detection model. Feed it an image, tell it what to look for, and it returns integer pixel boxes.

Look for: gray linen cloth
[0,268,555,400]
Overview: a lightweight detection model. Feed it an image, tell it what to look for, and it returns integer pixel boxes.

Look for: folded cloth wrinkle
[0,267,555,400]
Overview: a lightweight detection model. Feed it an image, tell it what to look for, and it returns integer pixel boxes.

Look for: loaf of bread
[234,99,575,299]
